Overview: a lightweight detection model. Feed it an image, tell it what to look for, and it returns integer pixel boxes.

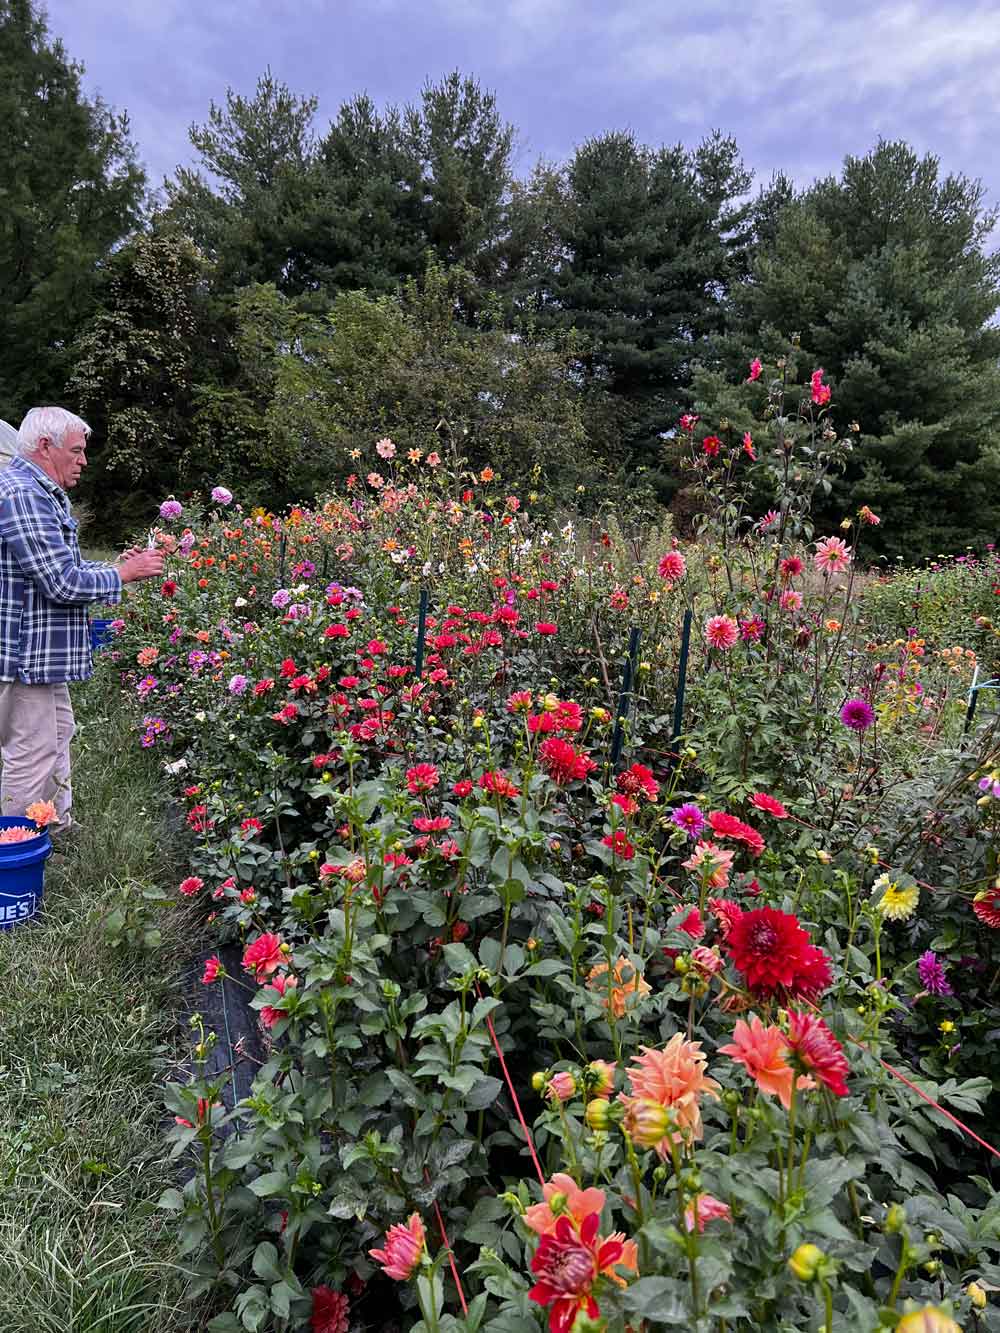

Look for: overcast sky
[44,0,1000,211]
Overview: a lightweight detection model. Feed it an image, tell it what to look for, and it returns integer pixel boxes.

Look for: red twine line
[426,1183,469,1316]
[481,996,546,1188]
[850,1035,1000,1162]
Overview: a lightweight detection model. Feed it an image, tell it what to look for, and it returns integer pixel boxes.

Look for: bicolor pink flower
[814,536,851,575]
[369,1213,426,1280]
[704,615,738,650]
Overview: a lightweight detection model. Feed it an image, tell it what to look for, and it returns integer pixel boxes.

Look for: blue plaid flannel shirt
[0,458,122,684]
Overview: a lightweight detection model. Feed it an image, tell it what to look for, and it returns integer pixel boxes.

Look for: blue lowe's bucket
[0,817,52,929]
[90,618,114,653]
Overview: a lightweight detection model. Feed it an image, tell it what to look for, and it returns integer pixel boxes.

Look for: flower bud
[548,1192,568,1215]
[546,1071,576,1103]
[585,1060,616,1097]
[622,1098,672,1149]
[896,1307,962,1333]
[967,1282,987,1310]
[585,1099,611,1131]
[788,1243,825,1283]
[884,1203,906,1234]
[531,1071,547,1093]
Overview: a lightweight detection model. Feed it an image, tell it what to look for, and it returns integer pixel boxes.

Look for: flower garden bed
[103,370,1000,1332]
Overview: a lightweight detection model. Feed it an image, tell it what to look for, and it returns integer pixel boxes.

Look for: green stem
[821,1278,833,1333]
[202,1131,226,1273]
[887,1241,910,1310]
[786,1078,798,1185]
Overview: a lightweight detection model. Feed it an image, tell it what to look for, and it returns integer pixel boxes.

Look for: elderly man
[0,406,164,832]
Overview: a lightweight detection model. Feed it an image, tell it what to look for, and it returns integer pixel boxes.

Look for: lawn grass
[0,674,203,1332]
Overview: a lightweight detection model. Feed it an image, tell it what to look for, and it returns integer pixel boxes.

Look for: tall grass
[0,675,202,1331]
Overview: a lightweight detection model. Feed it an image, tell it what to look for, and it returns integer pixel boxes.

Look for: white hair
[17,407,91,457]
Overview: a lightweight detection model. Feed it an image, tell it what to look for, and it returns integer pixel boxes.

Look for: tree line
[3,0,1000,555]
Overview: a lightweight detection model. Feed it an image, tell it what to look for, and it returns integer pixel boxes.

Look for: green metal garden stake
[610,625,641,769]
[671,609,693,750]
[414,588,429,678]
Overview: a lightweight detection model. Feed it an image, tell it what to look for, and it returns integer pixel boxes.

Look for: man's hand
[118,550,165,584]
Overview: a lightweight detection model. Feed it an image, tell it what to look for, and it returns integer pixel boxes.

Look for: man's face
[34,427,88,490]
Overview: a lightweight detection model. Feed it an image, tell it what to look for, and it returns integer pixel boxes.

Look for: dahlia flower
[682,840,735,889]
[916,950,952,997]
[671,802,706,839]
[658,550,687,582]
[814,536,851,575]
[784,1010,849,1097]
[725,906,832,1001]
[310,1286,349,1333]
[707,810,765,857]
[719,1014,803,1109]
[750,792,789,819]
[874,875,919,922]
[528,1212,633,1333]
[369,1212,426,1280]
[242,932,286,982]
[617,1035,720,1154]
[704,614,739,650]
[685,1194,733,1232]
[587,956,651,1018]
[973,887,1000,928]
[840,697,875,732]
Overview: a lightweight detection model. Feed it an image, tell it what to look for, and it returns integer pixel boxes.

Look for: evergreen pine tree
[726,140,1000,557]
[0,0,145,420]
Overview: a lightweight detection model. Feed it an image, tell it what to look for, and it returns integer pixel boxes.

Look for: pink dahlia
[704,615,739,650]
[750,792,789,819]
[369,1213,426,1280]
[814,536,852,575]
[242,932,286,982]
[657,550,687,582]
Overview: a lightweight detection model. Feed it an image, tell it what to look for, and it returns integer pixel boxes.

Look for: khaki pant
[0,681,74,826]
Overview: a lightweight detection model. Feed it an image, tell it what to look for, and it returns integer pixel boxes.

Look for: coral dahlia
[719,1014,800,1109]
[973,887,1000,928]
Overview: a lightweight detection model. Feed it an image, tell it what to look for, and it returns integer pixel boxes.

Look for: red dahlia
[616,763,659,802]
[602,830,635,860]
[973,888,1000,928]
[405,763,440,795]
[478,770,521,798]
[725,907,831,1001]
[540,737,597,786]
[750,792,789,819]
[707,811,765,857]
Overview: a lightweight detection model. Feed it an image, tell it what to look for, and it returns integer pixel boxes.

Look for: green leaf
[623,1276,690,1321]
[251,1242,283,1283]
[466,1075,504,1110]
[156,1187,185,1211]
[248,1171,289,1198]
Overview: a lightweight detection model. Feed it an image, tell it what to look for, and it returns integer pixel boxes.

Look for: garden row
[102,369,1000,1332]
